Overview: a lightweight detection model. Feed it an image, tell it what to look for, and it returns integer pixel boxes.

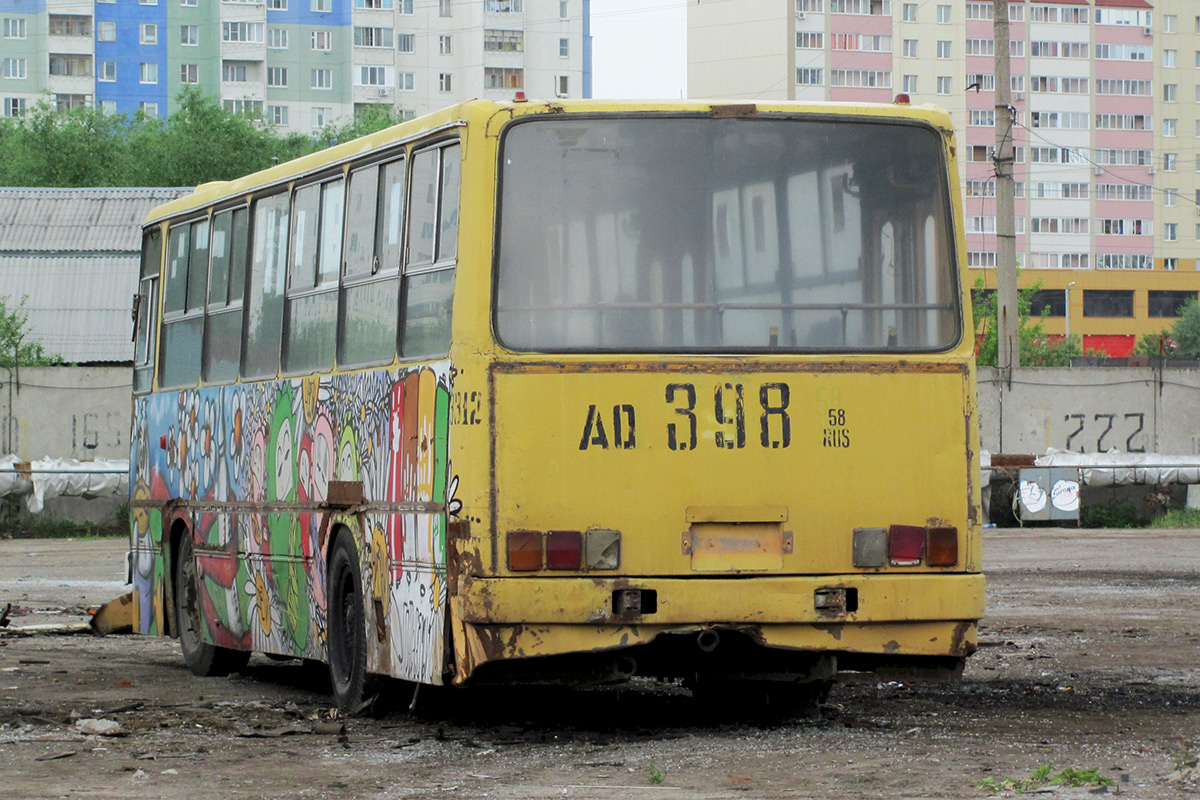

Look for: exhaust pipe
[696,629,721,653]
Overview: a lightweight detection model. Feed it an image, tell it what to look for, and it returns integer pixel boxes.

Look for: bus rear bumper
[450,573,984,684]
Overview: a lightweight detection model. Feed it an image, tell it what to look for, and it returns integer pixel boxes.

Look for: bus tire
[175,535,250,677]
[327,532,377,713]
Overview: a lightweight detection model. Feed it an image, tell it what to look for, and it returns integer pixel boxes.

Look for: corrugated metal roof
[0,188,191,253]
[0,188,192,363]
[0,255,138,363]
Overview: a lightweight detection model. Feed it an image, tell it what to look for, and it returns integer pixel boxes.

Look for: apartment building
[688,0,1199,356]
[1,0,591,131]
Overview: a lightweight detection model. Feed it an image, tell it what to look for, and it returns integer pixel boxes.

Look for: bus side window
[159,219,208,389]
[284,178,343,373]
[204,207,248,383]
[133,227,162,394]
[243,193,289,380]
[402,143,458,358]
[339,159,402,367]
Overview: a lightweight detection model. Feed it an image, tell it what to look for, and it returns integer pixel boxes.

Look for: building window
[1164,14,1177,33]
[359,65,390,86]
[397,0,413,12]
[902,39,916,58]
[1165,258,1178,271]
[902,74,916,93]
[936,40,950,59]
[1165,223,1179,241]
[936,4,949,23]
[223,99,263,117]
[559,37,569,57]
[439,35,452,54]
[311,68,332,89]
[796,68,823,85]
[181,25,198,45]
[397,33,415,53]
[222,63,247,82]
[140,24,158,45]
[1165,119,1178,137]
[98,61,116,81]
[398,72,414,90]
[354,27,393,48]
[267,67,287,87]
[556,74,569,96]
[485,66,524,89]
[2,58,27,79]
[936,76,950,95]
[1164,83,1178,102]
[1164,49,1178,68]
[1028,291,1065,317]
[484,29,524,51]
[439,0,451,15]
[267,0,287,8]
[312,0,331,11]
[902,2,915,21]
[3,18,26,38]
[181,0,196,6]
[1083,290,1134,317]
[486,0,523,11]
[267,104,288,125]
[140,102,159,119]
[438,72,452,92]
[1165,153,1178,172]
[313,106,330,128]
[1149,291,1195,317]
[3,97,25,117]
[181,64,199,84]
[354,0,393,7]
[268,28,288,49]
[1166,189,1178,207]
[222,22,264,43]
[312,30,331,51]
[98,21,116,42]
[560,0,569,19]
[100,100,117,114]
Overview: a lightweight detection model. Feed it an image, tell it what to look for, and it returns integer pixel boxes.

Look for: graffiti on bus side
[130,363,455,685]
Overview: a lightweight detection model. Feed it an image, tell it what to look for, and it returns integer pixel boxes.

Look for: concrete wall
[978,366,1200,456]
[0,366,131,527]
[0,366,131,461]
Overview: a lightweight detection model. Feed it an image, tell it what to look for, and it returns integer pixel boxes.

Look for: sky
[588,1,687,99]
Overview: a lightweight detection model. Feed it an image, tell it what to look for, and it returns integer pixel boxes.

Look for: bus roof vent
[711,103,757,118]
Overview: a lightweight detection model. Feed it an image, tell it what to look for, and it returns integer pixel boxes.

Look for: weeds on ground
[1150,507,1200,530]
[646,761,665,785]
[1079,502,1140,529]
[0,497,127,539]
[977,764,1114,794]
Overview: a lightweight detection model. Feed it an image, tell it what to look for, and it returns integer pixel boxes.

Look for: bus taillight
[926,527,959,567]
[546,530,583,570]
[507,530,543,571]
[888,525,926,566]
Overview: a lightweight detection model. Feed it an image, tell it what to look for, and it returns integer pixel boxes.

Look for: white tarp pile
[0,456,129,512]
[1035,449,1200,487]
[0,454,27,497]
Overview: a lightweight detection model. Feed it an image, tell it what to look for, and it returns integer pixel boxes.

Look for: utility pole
[994,0,1019,382]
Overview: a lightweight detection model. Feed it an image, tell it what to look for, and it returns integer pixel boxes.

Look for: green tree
[1137,297,1200,358]
[0,99,130,187]
[0,296,63,368]
[312,104,408,150]
[972,277,1083,367]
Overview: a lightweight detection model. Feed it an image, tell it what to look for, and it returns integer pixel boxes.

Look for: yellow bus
[130,97,984,713]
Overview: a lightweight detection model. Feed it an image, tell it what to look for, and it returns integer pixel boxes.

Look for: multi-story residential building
[688,0,1200,356]
[1,0,592,131]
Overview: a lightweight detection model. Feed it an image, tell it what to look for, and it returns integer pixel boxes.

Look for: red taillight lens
[507,530,543,571]
[546,530,582,570]
[888,525,925,566]
[926,526,959,566]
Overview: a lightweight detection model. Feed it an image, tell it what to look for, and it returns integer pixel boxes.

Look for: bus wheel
[327,532,377,713]
[175,535,250,677]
